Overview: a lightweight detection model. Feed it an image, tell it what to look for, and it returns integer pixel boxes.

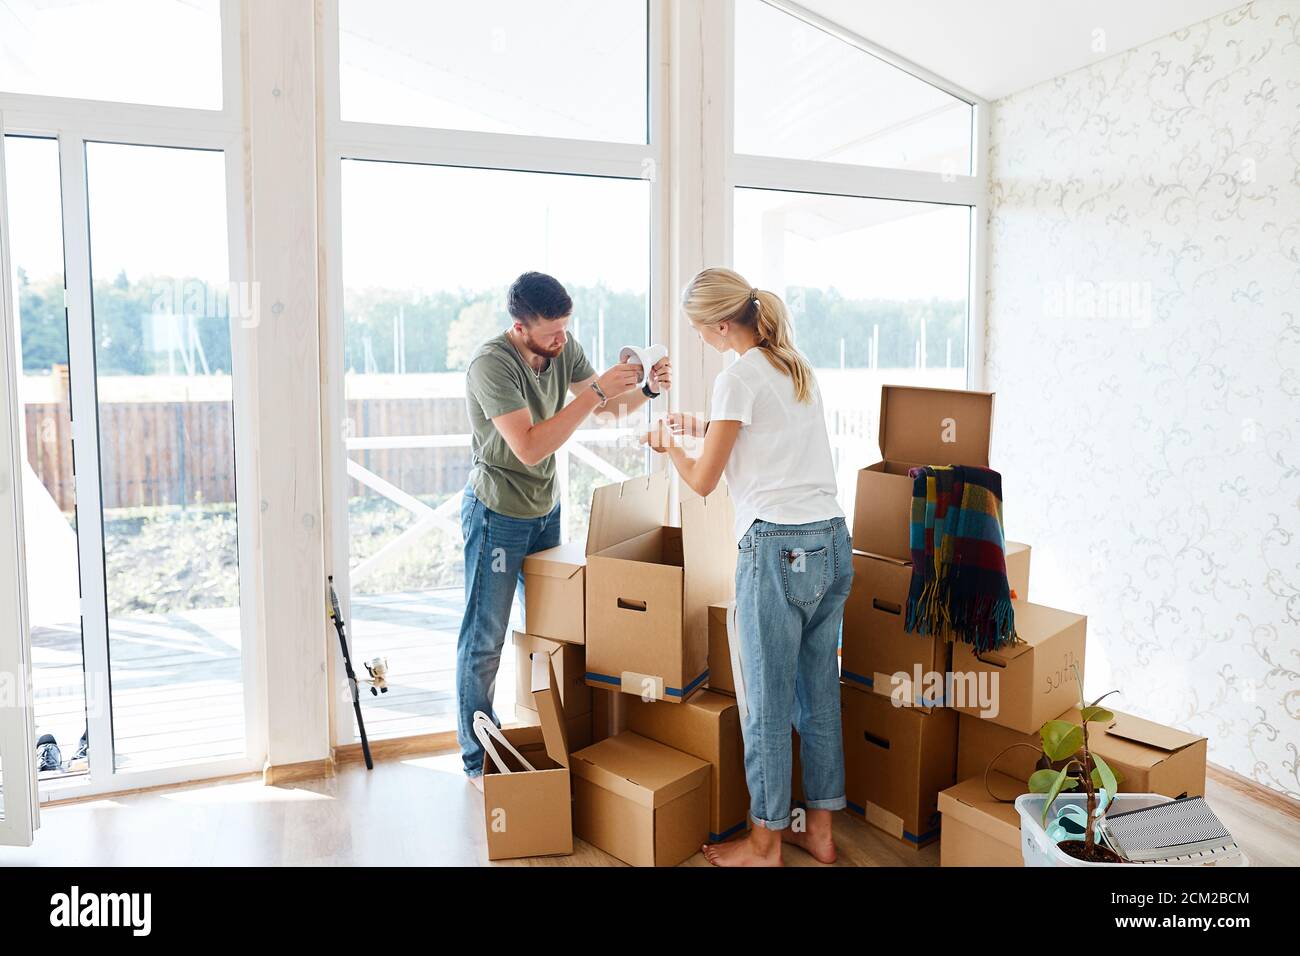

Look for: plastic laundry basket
[1015,792,1250,867]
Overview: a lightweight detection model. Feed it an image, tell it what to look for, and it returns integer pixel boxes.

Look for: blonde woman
[643,267,853,867]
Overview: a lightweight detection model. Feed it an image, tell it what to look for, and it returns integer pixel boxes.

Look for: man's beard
[520,331,564,359]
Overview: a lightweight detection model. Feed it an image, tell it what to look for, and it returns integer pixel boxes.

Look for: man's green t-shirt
[465,330,597,518]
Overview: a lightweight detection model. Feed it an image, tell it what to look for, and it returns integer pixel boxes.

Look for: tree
[447,297,504,370]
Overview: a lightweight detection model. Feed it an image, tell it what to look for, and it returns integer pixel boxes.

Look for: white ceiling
[797,0,1248,100]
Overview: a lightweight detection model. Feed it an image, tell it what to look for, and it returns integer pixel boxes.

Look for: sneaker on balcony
[36,733,62,773]
[67,729,89,770]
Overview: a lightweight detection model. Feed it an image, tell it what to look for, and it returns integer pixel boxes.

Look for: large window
[734,0,973,174]
[1,1,251,815]
[339,0,648,143]
[734,189,971,511]
[328,1,658,745]
[338,160,649,740]
[0,0,223,110]
[730,1,985,516]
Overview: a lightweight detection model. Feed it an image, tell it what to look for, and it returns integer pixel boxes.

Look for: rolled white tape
[618,343,668,387]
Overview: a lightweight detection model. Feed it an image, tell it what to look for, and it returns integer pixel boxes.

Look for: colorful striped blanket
[904,464,1017,652]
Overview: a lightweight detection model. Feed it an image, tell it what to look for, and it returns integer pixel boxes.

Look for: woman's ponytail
[751,289,813,403]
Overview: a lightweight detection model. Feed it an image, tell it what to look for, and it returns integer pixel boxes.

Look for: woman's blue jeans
[455,482,561,776]
[733,516,854,829]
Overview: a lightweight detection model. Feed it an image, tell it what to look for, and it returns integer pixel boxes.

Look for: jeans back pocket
[781,543,831,607]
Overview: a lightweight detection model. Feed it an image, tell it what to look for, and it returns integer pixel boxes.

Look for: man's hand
[648,358,672,393]
[665,410,706,437]
[597,362,642,401]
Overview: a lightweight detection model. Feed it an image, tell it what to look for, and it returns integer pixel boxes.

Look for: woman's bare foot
[780,809,837,863]
[702,829,783,867]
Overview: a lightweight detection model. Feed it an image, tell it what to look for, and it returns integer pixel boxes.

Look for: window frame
[0,0,266,804]
[319,0,669,750]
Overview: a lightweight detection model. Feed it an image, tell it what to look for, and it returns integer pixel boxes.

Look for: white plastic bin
[1015,792,1249,867]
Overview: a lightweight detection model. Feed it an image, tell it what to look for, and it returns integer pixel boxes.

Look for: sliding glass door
[1,130,255,799]
[84,141,245,771]
[3,134,87,790]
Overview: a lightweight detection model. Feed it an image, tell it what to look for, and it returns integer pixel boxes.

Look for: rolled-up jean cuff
[802,796,847,811]
[752,812,792,831]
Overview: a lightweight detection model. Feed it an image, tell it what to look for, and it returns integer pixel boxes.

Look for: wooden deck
[29,587,517,778]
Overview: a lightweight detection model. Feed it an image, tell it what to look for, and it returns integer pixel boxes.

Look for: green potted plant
[1027,663,1126,864]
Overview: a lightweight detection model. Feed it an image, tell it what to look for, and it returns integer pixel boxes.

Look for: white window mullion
[968,100,991,391]
[732,153,983,207]
[331,122,654,180]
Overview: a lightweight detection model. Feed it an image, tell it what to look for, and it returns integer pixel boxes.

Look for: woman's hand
[648,357,672,393]
[665,411,707,438]
[639,419,678,454]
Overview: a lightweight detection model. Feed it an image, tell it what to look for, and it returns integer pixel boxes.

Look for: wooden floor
[3,749,1297,867]
[30,587,519,779]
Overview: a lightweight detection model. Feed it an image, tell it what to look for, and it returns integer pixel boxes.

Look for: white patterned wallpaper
[986,1,1300,798]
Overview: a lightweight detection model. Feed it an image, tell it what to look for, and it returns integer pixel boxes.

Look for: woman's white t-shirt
[710,347,845,545]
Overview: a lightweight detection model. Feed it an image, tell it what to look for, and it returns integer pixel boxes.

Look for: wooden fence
[25,396,475,513]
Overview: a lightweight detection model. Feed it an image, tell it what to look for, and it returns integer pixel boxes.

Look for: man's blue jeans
[455,482,561,776]
[733,516,854,829]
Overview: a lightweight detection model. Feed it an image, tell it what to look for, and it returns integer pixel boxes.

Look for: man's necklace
[508,332,550,383]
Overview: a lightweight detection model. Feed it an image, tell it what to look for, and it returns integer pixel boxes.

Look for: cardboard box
[938,772,1026,867]
[626,690,749,843]
[522,540,588,645]
[571,731,711,867]
[1005,540,1030,600]
[841,551,951,710]
[852,385,995,563]
[951,600,1086,734]
[956,708,1207,798]
[841,682,958,849]
[584,473,735,703]
[514,703,594,752]
[513,631,591,717]
[482,654,572,861]
[590,685,621,743]
[707,603,736,696]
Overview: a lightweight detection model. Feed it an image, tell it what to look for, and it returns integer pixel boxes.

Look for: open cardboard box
[852,385,995,563]
[951,600,1086,734]
[513,704,595,752]
[584,472,735,703]
[513,631,591,717]
[481,652,573,861]
[706,602,736,697]
[957,707,1208,798]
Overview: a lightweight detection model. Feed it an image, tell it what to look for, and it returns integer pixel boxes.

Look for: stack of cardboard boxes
[492,471,748,865]
[486,384,1210,867]
[827,384,1208,865]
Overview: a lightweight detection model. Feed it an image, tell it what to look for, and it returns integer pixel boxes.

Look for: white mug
[618,343,669,388]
